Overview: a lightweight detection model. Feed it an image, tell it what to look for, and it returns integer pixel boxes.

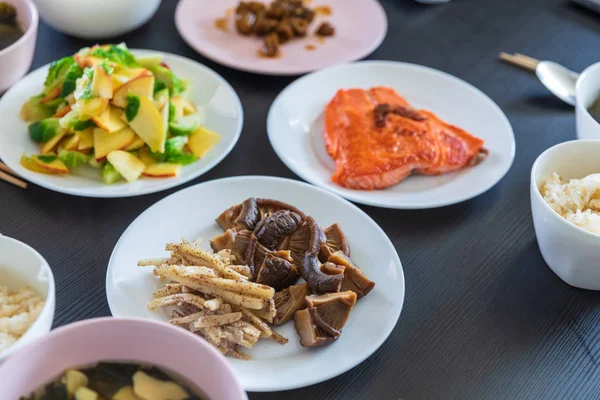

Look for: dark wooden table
[3,0,600,398]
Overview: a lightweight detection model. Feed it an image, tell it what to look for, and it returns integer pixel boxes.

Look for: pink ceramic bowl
[0,0,38,93]
[0,317,248,400]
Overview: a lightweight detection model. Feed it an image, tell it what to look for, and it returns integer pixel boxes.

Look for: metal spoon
[535,61,579,107]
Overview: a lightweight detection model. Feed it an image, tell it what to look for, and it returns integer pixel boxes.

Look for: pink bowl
[0,0,38,93]
[0,317,248,400]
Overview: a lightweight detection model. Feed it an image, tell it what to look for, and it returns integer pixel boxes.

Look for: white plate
[106,176,404,392]
[0,50,243,198]
[267,61,516,209]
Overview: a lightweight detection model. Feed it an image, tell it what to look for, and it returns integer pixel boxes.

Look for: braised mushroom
[294,291,357,347]
[254,210,303,250]
[216,198,260,231]
[301,253,344,294]
[318,223,351,262]
[256,198,306,220]
[255,253,300,291]
[210,229,237,252]
[288,216,320,265]
[328,251,375,299]
[273,282,309,325]
[245,235,273,278]
[229,229,253,264]
[321,262,345,276]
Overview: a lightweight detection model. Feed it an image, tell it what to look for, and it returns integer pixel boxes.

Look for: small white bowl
[531,140,600,290]
[0,235,55,362]
[576,62,600,140]
[33,0,160,39]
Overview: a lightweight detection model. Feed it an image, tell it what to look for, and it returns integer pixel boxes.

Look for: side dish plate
[106,176,404,391]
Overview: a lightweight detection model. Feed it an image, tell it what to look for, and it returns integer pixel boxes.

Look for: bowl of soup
[0,0,37,94]
[0,318,248,400]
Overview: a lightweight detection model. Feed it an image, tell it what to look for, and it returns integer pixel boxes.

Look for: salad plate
[106,176,404,391]
[267,61,516,209]
[0,48,243,197]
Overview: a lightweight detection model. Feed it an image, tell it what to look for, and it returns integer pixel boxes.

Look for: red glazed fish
[323,86,486,190]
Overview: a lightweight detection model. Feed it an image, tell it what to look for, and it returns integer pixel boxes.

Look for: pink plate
[175,0,388,75]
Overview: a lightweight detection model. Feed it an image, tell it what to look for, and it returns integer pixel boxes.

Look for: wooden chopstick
[499,52,538,72]
[515,53,541,68]
[0,169,27,189]
[0,161,17,176]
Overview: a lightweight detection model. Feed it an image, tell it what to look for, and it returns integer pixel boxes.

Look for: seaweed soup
[21,362,208,400]
[0,2,24,51]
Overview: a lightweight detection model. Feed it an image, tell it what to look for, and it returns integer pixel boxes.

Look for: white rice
[0,285,44,353]
[540,172,600,235]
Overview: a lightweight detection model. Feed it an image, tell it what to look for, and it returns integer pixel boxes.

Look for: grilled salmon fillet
[323,86,486,190]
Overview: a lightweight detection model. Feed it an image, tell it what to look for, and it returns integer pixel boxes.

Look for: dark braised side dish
[0,2,24,51]
[232,0,336,57]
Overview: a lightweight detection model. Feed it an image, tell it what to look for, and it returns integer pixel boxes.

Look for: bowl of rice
[531,140,600,290]
[0,234,55,362]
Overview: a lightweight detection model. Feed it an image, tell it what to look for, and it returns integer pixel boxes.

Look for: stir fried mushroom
[254,210,303,250]
[318,223,351,262]
[301,253,344,294]
[294,291,357,347]
[260,32,280,57]
[275,20,294,43]
[273,283,309,325]
[315,21,335,36]
[254,14,278,36]
[235,11,257,35]
[289,17,308,37]
[255,253,300,291]
[328,251,375,299]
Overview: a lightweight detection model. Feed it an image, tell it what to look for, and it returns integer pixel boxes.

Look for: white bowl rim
[0,0,39,57]
[530,139,600,240]
[575,61,600,119]
[0,316,247,399]
[0,234,56,360]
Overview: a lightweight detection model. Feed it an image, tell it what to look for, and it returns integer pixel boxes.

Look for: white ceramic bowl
[0,0,38,94]
[33,0,160,39]
[0,235,55,362]
[531,140,600,290]
[576,62,600,140]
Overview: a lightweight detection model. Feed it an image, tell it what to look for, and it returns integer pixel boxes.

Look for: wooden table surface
[3,0,600,398]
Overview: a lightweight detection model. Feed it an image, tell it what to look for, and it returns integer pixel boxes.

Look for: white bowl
[530,140,600,290]
[576,62,600,140]
[0,235,55,362]
[33,0,160,39]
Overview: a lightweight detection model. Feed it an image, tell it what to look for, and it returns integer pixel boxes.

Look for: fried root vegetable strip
[175,243,247,280]
[228,264,252,278]
[138,258,170,266]
[270,329,289,345]
[216,249,232,265]
[155,267,268,309]
[204,298,223,311]
[169,311,206,325]
[249,299,276,323]
[154,265,216,279]
[190,312,243,330]
[152,284,183,299]
[148,293,206,310]
[197,275,274,299]
[229,349,252,360]
[236,307,273,338]
[222,321,261,348]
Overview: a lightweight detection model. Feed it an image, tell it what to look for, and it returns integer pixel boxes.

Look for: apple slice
[188,127,220,158]
[182,99,196,115]
[40,86,62,104]
[138,147,157,167]
[77,128,94,150]
[93,127,135,161]
[155,89,170,138]
[32,155,69,174]
[142,162,181,178]
[137,55,163,69]
[41,130,67,154]
[92,105,127,133]
[91,65,113,99]
[125,135,145,151]
[76,97,109,120]
[112,75,155,108]
[113,66,150,80]
[20,155,51,174]
[59,134,80,151]
[74,53,87,68]
[106,150,146,182]
[126,95,165,153]
[170,96,184,121]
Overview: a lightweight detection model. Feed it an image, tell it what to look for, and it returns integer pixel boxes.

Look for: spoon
[535,61,579,107]
[500,53,580,107]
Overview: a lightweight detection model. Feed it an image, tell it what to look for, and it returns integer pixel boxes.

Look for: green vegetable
[153,80,167,94]
[102,162,122,184]
[58,150,89,168]
[28,118,61,143]
[168,102,176,123]
[169,113,201,136]
[77,67,95,100]
[90,43,139,68]
[37,155,57,163]
[99,59,114,75]
[172,78,189,97]
[151,136,198,165]
[61,63,84,97]
[21,94,55,122]
[125,95,140,122]
[44,56,75,94]
[88,157,103,169]
[69,119,96,131]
